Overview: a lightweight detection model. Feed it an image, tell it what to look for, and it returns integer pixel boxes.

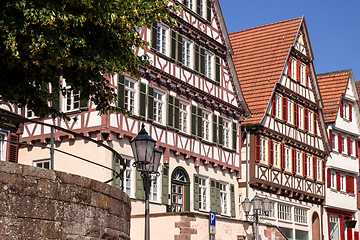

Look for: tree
[0,0,178,119]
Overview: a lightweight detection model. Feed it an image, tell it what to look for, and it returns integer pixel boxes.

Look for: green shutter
[171,30,177,60]
[139,82,147,118]
[191,105,197,136]
[194,44,200,72]
[113,155,121,189]
[174,98,180,130]
[136,170,145,200]
[193,174,199,211]
[230,184,235,217]
[177,34,183,63]
[185,184,190,211]
[52,90,61,111]
[218,116,223,146]
[210,178,216,212]
[206,0,212,22]
[215,56,220,84]
[232,122,237,150]
[200,47,205,75]
[162,165,169,205]
[215,181,220,214]
[196,0,201,15]
[167,95,174,128]
[197,108,202,138]
[151,22,158,50]
[147,86,154,120]
[117,74,125,108]
[212,114,217,143]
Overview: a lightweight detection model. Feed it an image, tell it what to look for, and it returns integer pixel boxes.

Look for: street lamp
[130,124,162,240]
[241,194,272,240]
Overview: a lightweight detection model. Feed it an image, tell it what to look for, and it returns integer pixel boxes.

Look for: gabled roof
[355,81,360,108]
[317,70,351,123]
[229,17,302,124]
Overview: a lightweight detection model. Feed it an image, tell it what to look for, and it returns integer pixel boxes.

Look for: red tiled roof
[229,17,302,124]
[317,70,351,123]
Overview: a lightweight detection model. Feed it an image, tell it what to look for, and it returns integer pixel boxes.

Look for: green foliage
[0,0,178,119]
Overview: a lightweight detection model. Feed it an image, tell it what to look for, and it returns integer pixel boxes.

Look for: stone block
[23,164,56,180]
[0,161,23,175]
[175,221,191,228]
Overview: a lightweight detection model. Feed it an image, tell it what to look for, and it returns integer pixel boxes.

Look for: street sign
[209,211,216,235]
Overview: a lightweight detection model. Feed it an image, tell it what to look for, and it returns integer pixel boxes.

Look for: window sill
[64,109,82,115]
[151,121,167,129]
[294,222,308,227]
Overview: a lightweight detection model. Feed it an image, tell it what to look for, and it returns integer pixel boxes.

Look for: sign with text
[209,211,216,235]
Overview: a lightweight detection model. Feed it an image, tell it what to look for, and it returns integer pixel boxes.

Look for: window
[278,204,292,221]
[332,133,336,151]
[199,177,207,210]
[299,106,303,129]
[150,178,159,201]
[331,171,336,189]
[182,39,191,67]
[291,58,297,80]
[350,139,354,156]
[329,215,340,240]
[296,151,302,175]
[294,207,307,224]
[125,78,136,113]
[267,202,275,218]
[341,101,353,121]
[276,94,281,118]
[172,168,189,212]
[205,51,213,79]
[220,183,228,215]
[64,82,80,112]
[317,158,322,180]
[309,111,313,133]
[26,107,36,118]
[153,91,164,124]
[0,133,6,161]
[116,158,133,196]
[223,119,230,148]
[179,102,189,133]
[183,0,193,9]
[260,138,267,163]
[284,147,291,171]
[300,64,306,85]
[34,159,51,169]
[273,142,280,168]
[340,174,346,191]
[197,0,204,16]
[157,25,167,54]
[341,137,345,153]
[287,100,293,124]
[307,155,312,178]
[202,111,211,141]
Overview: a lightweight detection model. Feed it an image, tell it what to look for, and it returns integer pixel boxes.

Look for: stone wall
[0,161,130,239]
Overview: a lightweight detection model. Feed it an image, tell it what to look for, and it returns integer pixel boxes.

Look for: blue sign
[209,211,216,226]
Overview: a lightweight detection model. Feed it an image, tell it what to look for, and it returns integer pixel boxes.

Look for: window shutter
[356,140,359,158]
[350,104,353,121]
[327,169,331,188]
[255,135,260,163]
[346,175,350,193]
[329,130,333,149]
[215,56,221,84]
[193,174,199,210]
[338,133,342,153]
[191,105,197,136]
[174,98,180,130]
[79,95,89,110]
[287,57,292,77]
[200,47,205,75]
[194,44,200,72]
[292,148,296,173]
[151,22,158,50]
[139,83,147,118]
[196,0,201,15]
[296,59,301,82]
[355,231,359,240]
[206,0,212,22]
[170,30,177,60]
[322,159,325,183]
[215,181,220,214]
[136,170,145,200]
[230,184,235,218]
[348,228,353,240]
[7,133,19,163]
[313,156,317,180]
[114,155,121,189]
[340,100,344,118]
[177,35,183,63]
[197,108,203,138]
[282,97,288,121]
[336,172,340,190]
[304,108,309,131]
[272,95,276,117]
[303,153,307,177]
[218,116,223,146]
[268,139,273,166]
[147,86,154,120]
[348,136,351,156]
[167,95,174,128]
[280,144,285,170]
[294,103,299,127]
[314,112,317,135]
[162,165,169,205]
[232,122,237,151]
[350,176,354,193]
[212,114,217,143]
[210,178,216,212]
[306,65,309,87]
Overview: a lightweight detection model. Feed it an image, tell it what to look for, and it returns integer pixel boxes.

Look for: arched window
[171,167,190,212]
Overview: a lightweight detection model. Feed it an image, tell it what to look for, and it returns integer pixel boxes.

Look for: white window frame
[300,64,306,85]
[182,38,192,68]
[307,155,312,178]
[294,207,307,224]
[276,94,282,119]
[340,173,346,191]
[296,151,302,175]
[273,142,280,168]
[184,0,193,10]
[284,147,291,171]
[199,176,208,211]
[33,159,51,169]
[309,111,313,133]
[291,58,297,80]
[179,101,189,133]
[343,102,349,120]
[0,132,7,161]
[205,51,213,79]
[157,24,168,55]
[150,177,159,202]
[299,106,303,129]
[317,158,322,180]
[122,158,134,197]
[278,203,292,221]
[219,182,228,215]
[63,80,80,112]
[332,133,336,151]
[223,119,231,148]
[202,110,211,141]
[350,139,354,156]
[260,137,268,164]
[153,90,165,124]
[199,0,204,17]
[287,100,293,124]
[331,171,336,189]
[341,137,345,154]
[124,77,137,114]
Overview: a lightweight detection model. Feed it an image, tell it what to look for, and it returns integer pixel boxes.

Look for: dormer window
[340,100,352,121]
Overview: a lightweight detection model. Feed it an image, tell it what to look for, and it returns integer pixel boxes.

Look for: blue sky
[219,0,360,81]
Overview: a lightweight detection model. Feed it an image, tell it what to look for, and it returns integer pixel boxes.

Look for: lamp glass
[130,124,156,166]
[241,197,252,214]
[252,194,262,210]
[262,197,271,213]
[150,148,162,173]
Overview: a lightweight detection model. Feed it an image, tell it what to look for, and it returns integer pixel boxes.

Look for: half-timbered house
[16,0,265,239]
[229,17,331,240]
[318,69,360,240]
